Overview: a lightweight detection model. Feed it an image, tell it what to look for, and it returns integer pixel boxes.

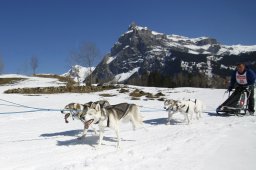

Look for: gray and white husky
[84,103,144,148]
[60,100,110,138]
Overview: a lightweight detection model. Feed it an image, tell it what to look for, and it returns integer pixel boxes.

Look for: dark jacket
[229,66,256,90]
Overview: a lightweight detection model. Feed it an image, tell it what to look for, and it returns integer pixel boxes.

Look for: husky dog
[164,98,204,124]
[164,99,177,110]
[89,100,111,110]
[164,99,179,124]
[172,100,198,124]
[188,99,203,119]
[61,100,110,138]
[61,103,86,123]
[84,103,144,148]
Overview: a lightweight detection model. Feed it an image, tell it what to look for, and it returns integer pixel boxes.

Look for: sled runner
[216,86,251,116]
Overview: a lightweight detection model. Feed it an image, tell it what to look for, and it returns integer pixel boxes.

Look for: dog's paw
[116,145,122,150]
[94,145,102,150]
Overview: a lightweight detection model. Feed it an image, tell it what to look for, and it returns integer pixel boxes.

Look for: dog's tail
[132,104,144,126]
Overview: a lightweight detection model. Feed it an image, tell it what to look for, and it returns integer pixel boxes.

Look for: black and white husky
[164,99,203,124]
[84,103,144,148]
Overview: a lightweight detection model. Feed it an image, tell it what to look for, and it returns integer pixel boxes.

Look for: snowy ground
[0,75,256,170]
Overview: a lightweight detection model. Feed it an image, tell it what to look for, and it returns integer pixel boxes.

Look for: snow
[221,45,256,55]
[0,75,256,170]
[0,74,65,90]
[134,25,148,31]
[62,65,95,83]
[106,56,117,64]
[113,67,140,82]
[0,74,29,78]
[188,50,200,55]
[152,31,163,35]
[166,33,256,56]
[167,34,191,42]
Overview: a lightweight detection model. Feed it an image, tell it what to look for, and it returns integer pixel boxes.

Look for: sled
[216,86,251,116]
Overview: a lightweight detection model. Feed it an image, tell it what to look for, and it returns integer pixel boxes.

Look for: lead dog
[164,99,179,124]
[61,103,86,123]
[84,103,144,148]
[61,100,110,138]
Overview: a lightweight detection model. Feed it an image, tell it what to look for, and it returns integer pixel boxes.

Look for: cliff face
[89,23,256,87]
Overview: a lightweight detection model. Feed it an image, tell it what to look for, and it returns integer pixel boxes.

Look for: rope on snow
[0,98,63,115]
[0,98,163,115]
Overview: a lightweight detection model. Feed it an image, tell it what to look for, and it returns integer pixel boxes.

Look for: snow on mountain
[123,25,256,56]
[0,76,256,170]
[218,44,256,55]
[113,67,140,83]
[90,23,256,86]
[106,56,117,64]
[62,65,95,83]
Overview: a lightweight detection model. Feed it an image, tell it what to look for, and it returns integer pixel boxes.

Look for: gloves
[228,86,233,92]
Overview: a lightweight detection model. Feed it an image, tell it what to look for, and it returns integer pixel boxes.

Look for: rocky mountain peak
[89,23,256,88]
[194,37,218,46]
[62,65,95,83]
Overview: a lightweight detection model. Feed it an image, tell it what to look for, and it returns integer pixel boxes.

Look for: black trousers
[248,85,255,112]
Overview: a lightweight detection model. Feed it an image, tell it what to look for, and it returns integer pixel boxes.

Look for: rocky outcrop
[4,85,116,94]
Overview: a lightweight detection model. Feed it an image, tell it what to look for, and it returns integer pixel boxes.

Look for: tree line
[127,71,229,89]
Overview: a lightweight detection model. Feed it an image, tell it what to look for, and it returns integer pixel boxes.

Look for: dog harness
[99,109,110,127]
[180,104,189,113]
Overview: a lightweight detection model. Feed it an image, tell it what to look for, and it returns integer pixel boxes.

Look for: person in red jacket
[228,63,256,115]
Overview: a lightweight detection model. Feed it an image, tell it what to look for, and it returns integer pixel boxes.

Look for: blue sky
[0,0,256,75]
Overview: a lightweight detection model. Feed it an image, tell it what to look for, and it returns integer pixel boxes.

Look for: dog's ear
[90,102,97,109]
[95,103,101,111]
[84,103,90,107]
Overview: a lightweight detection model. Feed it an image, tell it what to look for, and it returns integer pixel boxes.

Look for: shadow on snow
[40,129,84,137]
[56,135,135,147]
[40,129,135,147]
[143,117,183,125]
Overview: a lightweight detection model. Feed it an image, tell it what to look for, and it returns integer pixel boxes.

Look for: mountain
[62,65,95,83]
[88,23,256,88]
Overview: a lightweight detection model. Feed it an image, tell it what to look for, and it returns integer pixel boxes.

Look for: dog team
[164,98,204,124]
[61,98,204,148]
[61,100,144,148]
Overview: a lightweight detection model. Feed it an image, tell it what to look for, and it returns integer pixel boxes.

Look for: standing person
[228,63,256,115]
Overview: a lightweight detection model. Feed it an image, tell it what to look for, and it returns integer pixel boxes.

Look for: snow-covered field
[0,75,256,170]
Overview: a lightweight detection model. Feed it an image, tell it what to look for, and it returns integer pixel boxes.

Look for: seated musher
[227,63,256,115]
